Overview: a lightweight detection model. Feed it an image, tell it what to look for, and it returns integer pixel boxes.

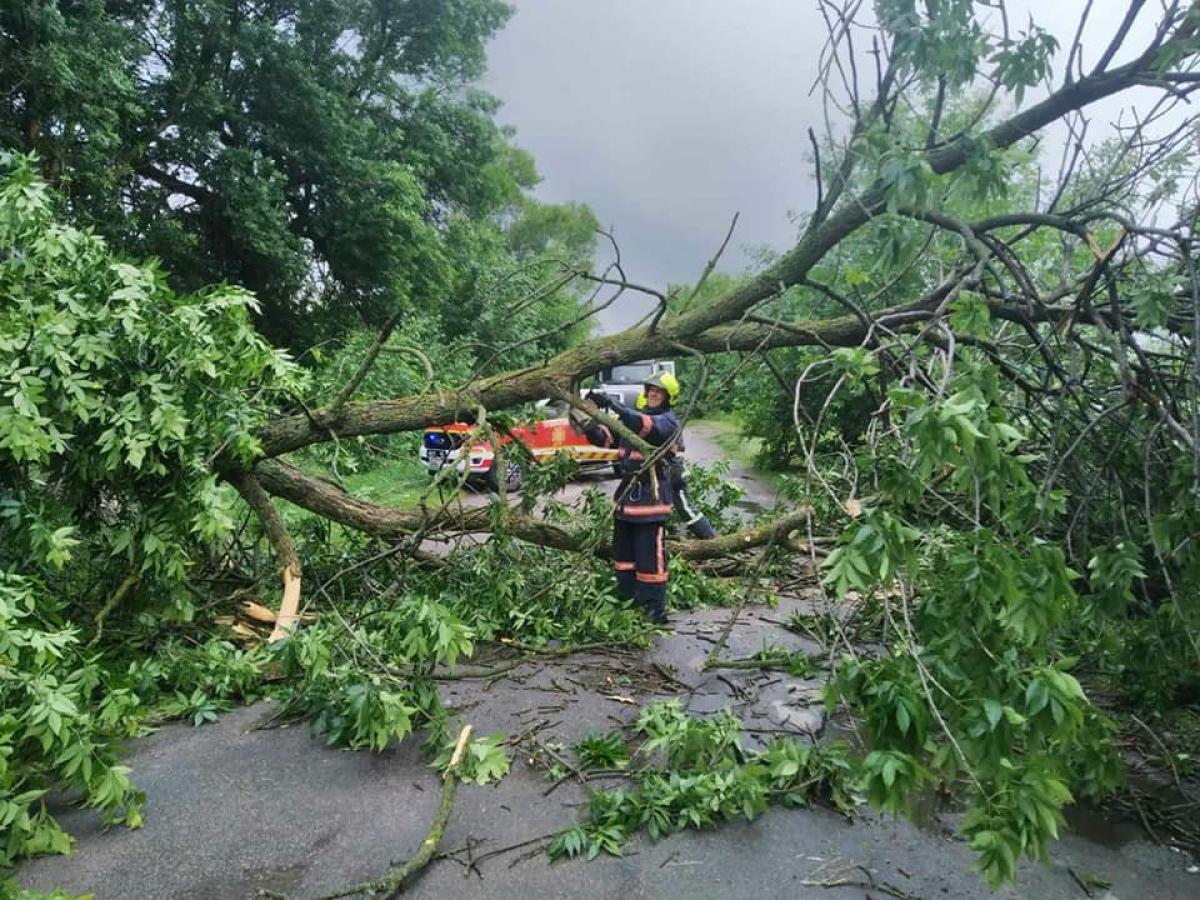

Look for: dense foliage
[4,0,1200,893]
[0,150,300,865]
[0,0,596,355]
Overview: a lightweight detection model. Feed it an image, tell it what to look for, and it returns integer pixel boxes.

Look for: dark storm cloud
[483,1,1170,333]
[484,0,827,331]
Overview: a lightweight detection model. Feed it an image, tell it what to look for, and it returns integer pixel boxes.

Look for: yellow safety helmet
[636,371,681,408]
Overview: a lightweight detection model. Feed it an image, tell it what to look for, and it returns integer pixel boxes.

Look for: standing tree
[1,0,527,346]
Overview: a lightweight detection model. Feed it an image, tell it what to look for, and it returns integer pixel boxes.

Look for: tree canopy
[0,0,584,347]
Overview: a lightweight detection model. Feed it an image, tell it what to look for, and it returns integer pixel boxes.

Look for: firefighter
[634,386,718,540]
[581,372,682,625]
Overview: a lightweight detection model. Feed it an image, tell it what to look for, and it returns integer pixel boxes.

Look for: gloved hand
[586,390,611,410]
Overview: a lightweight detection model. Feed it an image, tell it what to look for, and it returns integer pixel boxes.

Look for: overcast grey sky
[483,1,1166,333]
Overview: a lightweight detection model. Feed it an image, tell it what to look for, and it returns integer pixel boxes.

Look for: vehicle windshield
[603,363,656,385]
[539,399,568,418]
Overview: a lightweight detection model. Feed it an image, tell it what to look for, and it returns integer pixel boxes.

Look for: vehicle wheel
[486,458,524,492]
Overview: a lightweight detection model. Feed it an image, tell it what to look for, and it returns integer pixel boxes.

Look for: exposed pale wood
[227,470,304,643]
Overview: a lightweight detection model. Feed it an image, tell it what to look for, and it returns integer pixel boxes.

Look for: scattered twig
[652,662,697,692]
[439,831,560,870]
[801,861,923,900]
[305,724,473,900]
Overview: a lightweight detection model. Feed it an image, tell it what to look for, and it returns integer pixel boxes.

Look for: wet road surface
[16,426,1200,899]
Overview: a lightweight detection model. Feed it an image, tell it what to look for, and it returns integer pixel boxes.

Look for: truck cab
[585,360,676,408]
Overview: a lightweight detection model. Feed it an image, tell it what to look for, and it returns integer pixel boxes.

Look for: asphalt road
[15,428,1200,899]
[18,600,1200,899]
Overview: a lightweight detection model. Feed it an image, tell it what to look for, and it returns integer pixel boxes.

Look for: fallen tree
[5,0,1200,886]
[253,458,813,564]
[223,6,1200,885]
[229,2,1200,645]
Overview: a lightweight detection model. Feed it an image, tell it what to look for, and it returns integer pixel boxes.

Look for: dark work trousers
[612,518,668,617]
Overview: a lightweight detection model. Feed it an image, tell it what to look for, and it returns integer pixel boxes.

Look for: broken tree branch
[685,212,741,310]
[228,470,302,642]
[87,572,140,649]
[310,724,474,900]
[325,306,406,423]
[251,458,811,564]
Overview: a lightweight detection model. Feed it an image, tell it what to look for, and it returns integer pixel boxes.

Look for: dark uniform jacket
[584,402,680,523]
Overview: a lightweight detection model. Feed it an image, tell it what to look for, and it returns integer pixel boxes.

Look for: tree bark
[229,470,303,642]
[253,459,812,563]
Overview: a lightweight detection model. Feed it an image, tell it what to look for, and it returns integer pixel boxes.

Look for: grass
[277,450,435,537]
[340,456,431,509]
[698,415,765,466]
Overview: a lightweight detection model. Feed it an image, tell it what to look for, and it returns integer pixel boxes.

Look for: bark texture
[254,459,811,562]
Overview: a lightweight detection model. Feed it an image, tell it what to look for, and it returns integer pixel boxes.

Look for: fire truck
[420,360,675,491]
[419,400,621,491]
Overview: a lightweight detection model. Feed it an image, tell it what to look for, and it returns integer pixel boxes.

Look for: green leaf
[983,699,1003,731]
[1025,679,1049,716]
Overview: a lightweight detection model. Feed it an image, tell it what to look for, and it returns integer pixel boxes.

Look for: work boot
[645,599,669,627]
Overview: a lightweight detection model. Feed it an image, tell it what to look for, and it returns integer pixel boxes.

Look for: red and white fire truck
[419,361,675,491]
[419,402,620,490]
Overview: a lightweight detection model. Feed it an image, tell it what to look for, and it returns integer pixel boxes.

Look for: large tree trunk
[254,459,813,562]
